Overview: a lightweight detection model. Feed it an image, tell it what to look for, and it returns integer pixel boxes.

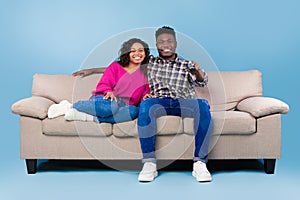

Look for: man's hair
[155,26,176,40]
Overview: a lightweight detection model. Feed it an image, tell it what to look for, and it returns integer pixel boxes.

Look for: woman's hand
[72,68,106,77]
[104,92,117,101]
[143,94,156,100]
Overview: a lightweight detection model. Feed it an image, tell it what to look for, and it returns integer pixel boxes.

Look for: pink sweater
[92,62,150,106]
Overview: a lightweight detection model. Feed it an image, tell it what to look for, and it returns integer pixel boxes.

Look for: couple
[48,26,212,182]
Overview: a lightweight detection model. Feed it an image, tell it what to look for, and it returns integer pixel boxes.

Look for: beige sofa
[11,70,289,174]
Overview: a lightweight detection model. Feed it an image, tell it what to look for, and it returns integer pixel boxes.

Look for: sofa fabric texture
[237,96,289,117]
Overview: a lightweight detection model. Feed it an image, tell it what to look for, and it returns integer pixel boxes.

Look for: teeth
[134,56,141,59]
[163,49,171,52]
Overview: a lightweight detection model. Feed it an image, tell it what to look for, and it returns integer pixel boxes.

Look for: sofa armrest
[237,96,289,118]
[11,96,55,119]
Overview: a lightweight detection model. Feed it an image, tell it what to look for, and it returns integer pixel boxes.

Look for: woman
[48,38,150,123]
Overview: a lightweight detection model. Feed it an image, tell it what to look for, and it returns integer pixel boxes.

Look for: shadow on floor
[37,159,265,174]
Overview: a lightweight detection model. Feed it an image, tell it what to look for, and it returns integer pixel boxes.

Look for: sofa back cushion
[32,70,262,110]
[195,70,262,111]
[32,73,102,103]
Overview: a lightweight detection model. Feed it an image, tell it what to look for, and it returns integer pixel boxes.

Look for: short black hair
[155,26,176,40]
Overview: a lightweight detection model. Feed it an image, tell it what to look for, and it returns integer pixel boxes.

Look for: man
[137,26,212,182]
[73,26,212,183]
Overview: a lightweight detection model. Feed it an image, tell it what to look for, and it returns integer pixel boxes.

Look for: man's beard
[158,52,175,60]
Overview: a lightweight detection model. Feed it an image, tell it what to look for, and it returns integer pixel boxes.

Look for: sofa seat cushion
[42,111,255,137]
[42,117,112,137]
[184,111,256,135]
[112,116,183,137]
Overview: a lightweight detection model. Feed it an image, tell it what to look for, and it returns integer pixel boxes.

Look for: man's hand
[104,92,117,101]
[72,68,106,77]
[186,61,205,82]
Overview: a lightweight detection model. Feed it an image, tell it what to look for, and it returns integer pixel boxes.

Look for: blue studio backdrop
[1,0,299,200]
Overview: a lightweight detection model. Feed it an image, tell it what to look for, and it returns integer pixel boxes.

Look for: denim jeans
[137,97,212,163]
[72,96,138,124]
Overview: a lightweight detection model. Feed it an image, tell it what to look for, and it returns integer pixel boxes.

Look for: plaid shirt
[147,55,208,99]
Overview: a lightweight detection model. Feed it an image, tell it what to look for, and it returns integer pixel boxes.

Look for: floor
[1,158,299,200]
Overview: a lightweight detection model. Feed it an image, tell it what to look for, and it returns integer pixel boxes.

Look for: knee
[139,98,155,114]
[197,99,211,120]
[198,99,210,110]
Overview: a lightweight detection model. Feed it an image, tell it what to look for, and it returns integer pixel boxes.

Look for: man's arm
[72,67,107,77]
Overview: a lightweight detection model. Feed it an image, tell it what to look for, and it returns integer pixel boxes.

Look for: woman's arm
[72,67,107,77]
[92,63,117,96]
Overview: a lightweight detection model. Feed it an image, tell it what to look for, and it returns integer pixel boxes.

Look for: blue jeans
[137,97,212,163]
[72,96,138,124]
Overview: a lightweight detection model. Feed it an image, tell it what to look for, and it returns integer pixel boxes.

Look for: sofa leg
[26,159,37,174]
[264,159,276,174]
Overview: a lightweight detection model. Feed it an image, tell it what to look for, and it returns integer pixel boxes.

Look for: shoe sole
[138,171,158,182]
[192,171,212,182]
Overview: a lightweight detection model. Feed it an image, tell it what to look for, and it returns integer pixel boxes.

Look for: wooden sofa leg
[264,159,276,174]
[26,159,37,174]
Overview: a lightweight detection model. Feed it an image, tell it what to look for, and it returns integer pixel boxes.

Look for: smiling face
[156,33,177,60]
[129,42,146,65]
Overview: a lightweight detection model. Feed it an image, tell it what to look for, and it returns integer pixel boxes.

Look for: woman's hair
[117,38,150,75]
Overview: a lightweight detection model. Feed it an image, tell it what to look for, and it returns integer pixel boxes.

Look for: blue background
[1,0,299,199]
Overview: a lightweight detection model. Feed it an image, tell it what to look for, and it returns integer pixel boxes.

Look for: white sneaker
[192,161,212,182]
[64,108,94,121]
[48,100,72,118]
[138,162,158,182]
